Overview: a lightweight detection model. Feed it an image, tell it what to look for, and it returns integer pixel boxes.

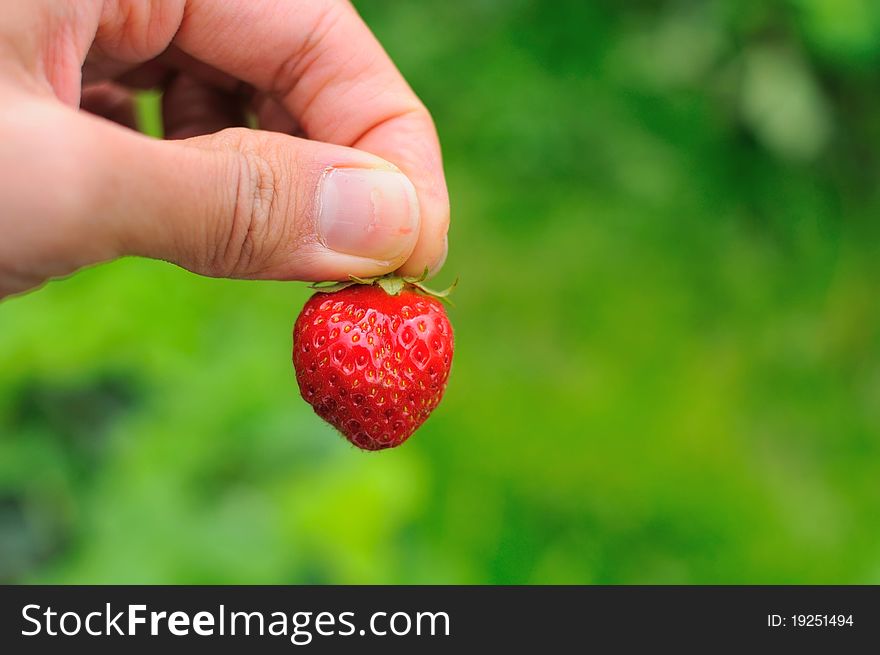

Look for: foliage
[1,0,879,583]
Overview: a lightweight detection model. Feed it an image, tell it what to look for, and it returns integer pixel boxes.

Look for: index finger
[174,0,449,276]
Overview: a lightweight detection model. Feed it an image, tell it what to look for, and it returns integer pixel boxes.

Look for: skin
[0,0,449,299]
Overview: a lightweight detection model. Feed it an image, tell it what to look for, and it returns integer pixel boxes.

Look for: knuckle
[212,147,285,277]
[270,1,347,100]
[97,0,185,60]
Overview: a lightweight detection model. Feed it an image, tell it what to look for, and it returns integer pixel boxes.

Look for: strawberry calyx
[309,268,457,304]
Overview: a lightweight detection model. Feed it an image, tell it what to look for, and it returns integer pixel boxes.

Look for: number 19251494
[768,614,854,628]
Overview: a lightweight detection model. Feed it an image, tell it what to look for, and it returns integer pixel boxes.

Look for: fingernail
[429,234,449,276]
[318,168,419,261]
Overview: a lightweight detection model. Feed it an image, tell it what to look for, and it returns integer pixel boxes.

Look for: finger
[252,92,303,136]
[171,0,449,276]
[80,81,137,129]
[64,104,421,282]
[156,46,243,93]
[113,60,173,90]
[162,73,247,139]
[85,46,239,92]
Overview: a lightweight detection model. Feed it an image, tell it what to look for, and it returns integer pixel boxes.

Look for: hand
[0,0,449,299]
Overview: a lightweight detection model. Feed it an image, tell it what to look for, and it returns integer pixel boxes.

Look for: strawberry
[293,272,455,450]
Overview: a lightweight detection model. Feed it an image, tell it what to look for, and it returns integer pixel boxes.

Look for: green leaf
[308,281,357,294]
[409,277,458,306]
[415,277,458,298]
[377,277,405,295]
[402,267,430,284]
[308,271,457,302]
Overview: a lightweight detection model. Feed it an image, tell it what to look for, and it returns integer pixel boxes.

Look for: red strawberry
[293,274,454,451]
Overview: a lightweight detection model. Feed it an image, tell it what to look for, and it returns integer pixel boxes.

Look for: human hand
[0,0,448,299]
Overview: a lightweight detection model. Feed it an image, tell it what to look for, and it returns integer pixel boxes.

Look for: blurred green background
[2,0,880,584]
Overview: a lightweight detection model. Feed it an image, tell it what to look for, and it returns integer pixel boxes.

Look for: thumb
[87,118,421,281]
